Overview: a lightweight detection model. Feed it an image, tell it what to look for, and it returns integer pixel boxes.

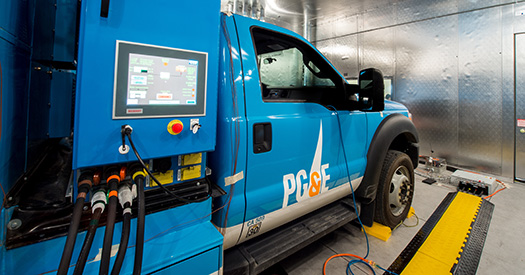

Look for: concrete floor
[270,172,525,274]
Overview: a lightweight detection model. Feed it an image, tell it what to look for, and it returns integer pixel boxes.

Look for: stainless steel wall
[312,0,525,178]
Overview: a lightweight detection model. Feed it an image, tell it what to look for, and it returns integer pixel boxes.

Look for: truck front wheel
[374,150,414,229]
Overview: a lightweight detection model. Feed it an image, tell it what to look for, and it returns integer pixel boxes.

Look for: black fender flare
[356,113,419,203]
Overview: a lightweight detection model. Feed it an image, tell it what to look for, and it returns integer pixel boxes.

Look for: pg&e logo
[282,122,331,208]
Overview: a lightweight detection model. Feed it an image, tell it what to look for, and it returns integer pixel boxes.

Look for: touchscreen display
[113,41,207,119]
[127,53,198,106]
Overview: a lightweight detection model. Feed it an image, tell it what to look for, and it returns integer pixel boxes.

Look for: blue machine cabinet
[1,0,224,274]
[1,198,223,274]
[73,0,221,169]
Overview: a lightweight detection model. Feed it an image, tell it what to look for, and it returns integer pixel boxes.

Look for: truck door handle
[101,0,110,17]
[253,123,272,153]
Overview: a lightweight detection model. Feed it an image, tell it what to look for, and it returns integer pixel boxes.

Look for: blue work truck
[0,2,418,274]
[210,13,419,273]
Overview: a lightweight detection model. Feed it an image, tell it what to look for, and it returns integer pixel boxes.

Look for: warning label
[518,119,525,127]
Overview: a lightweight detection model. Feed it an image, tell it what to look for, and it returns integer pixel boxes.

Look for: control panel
[72,0,220,169]
[450,170,498,196]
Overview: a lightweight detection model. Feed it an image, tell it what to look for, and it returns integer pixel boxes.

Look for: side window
[257,48,334,88]
[252,28,344,105]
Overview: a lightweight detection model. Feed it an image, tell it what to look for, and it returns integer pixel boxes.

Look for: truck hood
[384,100,408,112]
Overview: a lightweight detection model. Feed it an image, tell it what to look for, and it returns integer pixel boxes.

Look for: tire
[374,150,414,229]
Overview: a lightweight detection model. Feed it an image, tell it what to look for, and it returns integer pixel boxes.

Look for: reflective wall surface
[313,0,525,178]
[221,0,525,179]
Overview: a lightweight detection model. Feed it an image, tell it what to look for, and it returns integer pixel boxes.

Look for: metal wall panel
[359,28,395,77]
[313,15,358,42]
[515,2,525,34]
[394,17,460,162]
[457,8,503,174]
[316,35,359,78]
[458,0,503,12]
[265,17,303,36]
[359,4,397,31]
[396,0,458,25]
[220,0,399,42]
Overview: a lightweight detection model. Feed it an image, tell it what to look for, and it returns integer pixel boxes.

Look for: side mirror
[358,68,385,111]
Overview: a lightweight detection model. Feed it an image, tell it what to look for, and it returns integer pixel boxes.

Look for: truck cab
[210,13,419,257]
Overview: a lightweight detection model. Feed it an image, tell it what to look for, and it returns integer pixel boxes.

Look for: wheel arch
[356,113,419,225]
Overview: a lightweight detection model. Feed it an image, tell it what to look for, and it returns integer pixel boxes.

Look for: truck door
[233,15,368,243]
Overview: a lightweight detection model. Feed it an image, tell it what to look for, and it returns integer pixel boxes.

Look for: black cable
[122,127,212,274]
[58,178,92,275]
[111,204,131,275]
[133,175,145,275]
[124,130,210,203]
[100,178,119,275]
[73,208,103,275]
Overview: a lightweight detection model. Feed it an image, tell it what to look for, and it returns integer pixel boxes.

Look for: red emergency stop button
[172,123,183,133]
[167,120,184,135]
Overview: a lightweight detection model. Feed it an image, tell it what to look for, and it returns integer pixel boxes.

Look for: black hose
[73,208,103,275]
[100,179,119,275]
[58,181,91,275]
[111,204,131,275]
[133,176,145,275]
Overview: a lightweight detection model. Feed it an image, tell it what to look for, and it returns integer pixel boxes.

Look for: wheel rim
[388,165,412,217]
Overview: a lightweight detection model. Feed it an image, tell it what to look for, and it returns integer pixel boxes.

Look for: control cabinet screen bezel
[113,40,208,119]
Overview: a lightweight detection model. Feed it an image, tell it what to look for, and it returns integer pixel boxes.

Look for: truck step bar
[224,198,358,275]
